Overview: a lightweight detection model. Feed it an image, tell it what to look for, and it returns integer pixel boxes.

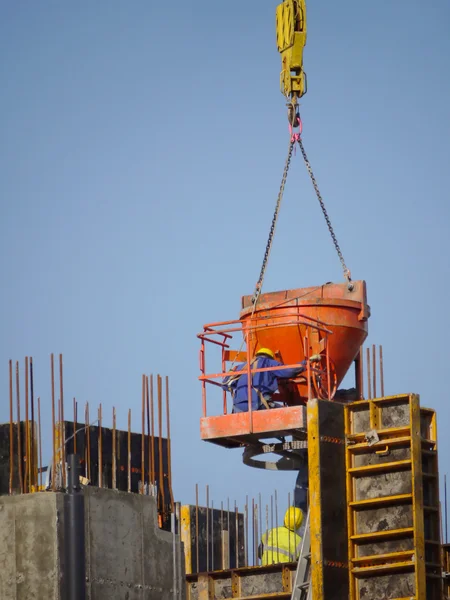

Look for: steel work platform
[200,405,307,448]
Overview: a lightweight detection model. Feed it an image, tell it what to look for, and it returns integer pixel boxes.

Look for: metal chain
[252,138,296,306]
[297,137,353,287]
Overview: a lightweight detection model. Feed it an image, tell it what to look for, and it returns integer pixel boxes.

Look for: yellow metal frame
[276,0,307,100]
[180,505,193,575]
[345,394,442,600]
[307,399,324,599]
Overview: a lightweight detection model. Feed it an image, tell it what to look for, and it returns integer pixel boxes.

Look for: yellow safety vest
[261,526,302,565]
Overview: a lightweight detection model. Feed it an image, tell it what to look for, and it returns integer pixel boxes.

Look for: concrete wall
[85,487,184,600]
[0,493,63,600]
[0,489,184,600]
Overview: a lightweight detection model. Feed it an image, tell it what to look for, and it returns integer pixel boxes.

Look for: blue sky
[1,1,449,524]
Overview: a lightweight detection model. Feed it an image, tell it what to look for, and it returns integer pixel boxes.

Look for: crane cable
[251,109,353,307]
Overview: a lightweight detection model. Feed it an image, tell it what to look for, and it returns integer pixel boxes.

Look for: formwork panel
[307,398,348,600]
[345,394,442,600]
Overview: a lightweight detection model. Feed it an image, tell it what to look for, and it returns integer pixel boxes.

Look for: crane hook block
[276,0,307,101]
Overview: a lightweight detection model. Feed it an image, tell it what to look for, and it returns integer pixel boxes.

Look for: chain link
[251,138,295,305]
[297,137,352,286]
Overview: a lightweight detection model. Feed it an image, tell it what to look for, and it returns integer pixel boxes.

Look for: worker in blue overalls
[222,347,321,413]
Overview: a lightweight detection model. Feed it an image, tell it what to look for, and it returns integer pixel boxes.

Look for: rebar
[30,357,35,488]
[157,375,165,513]
[195,483,200,572]
[59,354,66,487]
[146,376,150,487]
[98,404,103,488]
[372,344,377,398]
[73,398,77,454]
[9,360,14,495]
[85,402,91,481]
[38,397,42,489]
[245,495,249,566]
[366,347,372,399]
[275,490,279,563]
[379,345,385,396]
[150,375,155,486]
[127,409,131,493]
[112,406,117,490]
[206,484,210,571]
[25,356,29,492]
[16,361,24,493]
[141,374,145,494]
[166,376,174,512]
[51,354,56,491]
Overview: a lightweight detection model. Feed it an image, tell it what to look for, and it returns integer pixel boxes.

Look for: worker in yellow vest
[260,507,303,565]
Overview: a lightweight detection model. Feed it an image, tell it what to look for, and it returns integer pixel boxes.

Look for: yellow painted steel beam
[306,399,324,600]
[180,505,193,575]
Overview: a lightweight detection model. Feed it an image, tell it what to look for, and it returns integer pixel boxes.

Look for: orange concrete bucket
[240,280,370,401]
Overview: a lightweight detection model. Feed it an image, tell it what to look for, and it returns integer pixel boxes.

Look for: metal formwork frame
[345,394,442,600]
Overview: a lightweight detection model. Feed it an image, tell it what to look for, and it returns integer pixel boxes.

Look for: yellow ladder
[345,394,442,600]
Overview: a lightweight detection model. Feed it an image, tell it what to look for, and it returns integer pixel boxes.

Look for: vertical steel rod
[146,376,150,488]
[195,483,200,573]
[266,504,269,564]
[73,398,77,454]
[359,347,364,399]
[150,375,155,486]
[252,498,255,566]
[372,344,377,398]
[141,374,145,494]
[112,407,117,490]
[235,501,239,568]
[16,362,24,493]
[86,402,91,481]
[227,498,230,569]
[157,376,165,514]
[59,354,66,487]
[366,347,372,400]
[25,356,29,493]
[288,492,291,564]
[445,474,448,544]
[9,360,14,495]
[206,485,210,571]
[245,495,249,567]
[127,409,131,493]
[211,499,215,572]
[30,357,35,488]
[270,495,274,565]
[38,397,42,489]
[275,490,279,563]
[51,354,56,491]
[379,345,385,397]
[165,376,174,512]
[98,404,102,488]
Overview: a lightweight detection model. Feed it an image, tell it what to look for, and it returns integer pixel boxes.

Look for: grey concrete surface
[0,493,63,600]
[0,488,185,600]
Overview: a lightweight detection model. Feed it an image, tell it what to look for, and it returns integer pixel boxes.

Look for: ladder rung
[352,560,415,577]
[349,493,412,510]
[421,449,437,456]
[424,505,439,512]
[352,550,414,566]
[351,527,414,543]
[348,459,411,476]
[426,562,442,569]
[422,472,437,479]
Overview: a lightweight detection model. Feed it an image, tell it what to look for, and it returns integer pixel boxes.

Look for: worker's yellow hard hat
[256,347,275,359]
[284,507,303,531]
